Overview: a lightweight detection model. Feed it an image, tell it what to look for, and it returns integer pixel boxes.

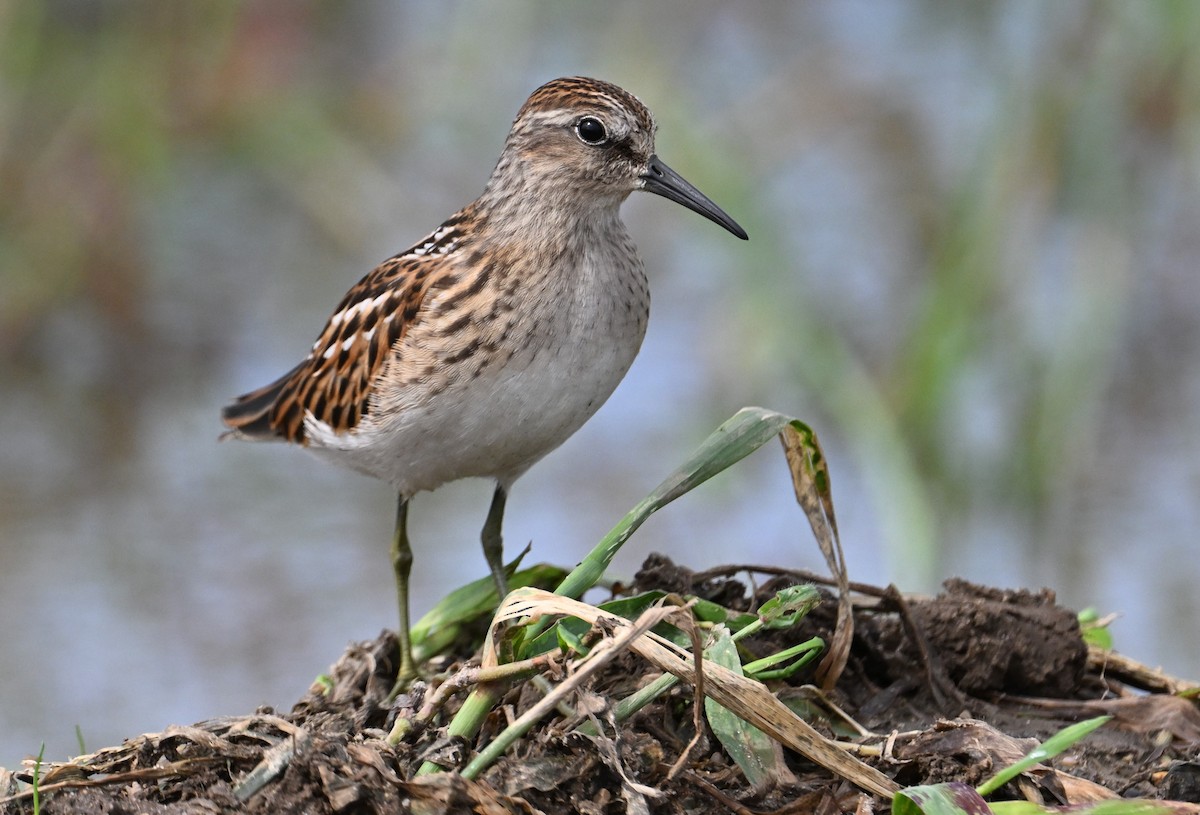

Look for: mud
[2,554,1197,814]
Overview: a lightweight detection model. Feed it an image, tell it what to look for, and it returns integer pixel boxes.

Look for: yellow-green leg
[480,484,510,603]
[391,493,416,684]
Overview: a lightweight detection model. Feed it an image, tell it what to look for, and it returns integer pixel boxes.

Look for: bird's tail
[220,362,304,441]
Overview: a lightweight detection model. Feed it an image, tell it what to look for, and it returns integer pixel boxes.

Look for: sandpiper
[222,76,747,680]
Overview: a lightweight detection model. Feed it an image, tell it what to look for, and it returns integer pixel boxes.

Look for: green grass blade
[894,781,993,815]
[743,637,823,681]
[410,562,566,663]
[898,781,1171,815]
[549,406,821,604]
[441,407,843,773]
[703,627,783,789]
[577,586,819,738]
[1077,608,1114,650]
[755,584,822,630]
[990,800,1170,815]
[32,742,45,815]
[993,801,1171,815]
[975,716,1112,797]
[523,591,669,656]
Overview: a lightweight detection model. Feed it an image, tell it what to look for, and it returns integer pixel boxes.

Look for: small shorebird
[221,76,747,680]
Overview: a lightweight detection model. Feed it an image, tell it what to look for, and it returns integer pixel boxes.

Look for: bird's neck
[474,154,629,256]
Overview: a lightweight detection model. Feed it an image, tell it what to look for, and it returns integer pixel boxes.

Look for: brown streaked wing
[221,213,469,444]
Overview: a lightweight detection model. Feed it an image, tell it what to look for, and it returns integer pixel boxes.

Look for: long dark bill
[640,154,748,240]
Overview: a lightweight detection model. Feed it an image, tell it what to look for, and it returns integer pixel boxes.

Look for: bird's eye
[575,116,608,146]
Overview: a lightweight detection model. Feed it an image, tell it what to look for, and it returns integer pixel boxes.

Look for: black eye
[575,116,608,145]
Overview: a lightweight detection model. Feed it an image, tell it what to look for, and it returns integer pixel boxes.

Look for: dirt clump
[2,555,1197,814]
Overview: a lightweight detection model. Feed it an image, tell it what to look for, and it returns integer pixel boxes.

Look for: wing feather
[220,213,469,443]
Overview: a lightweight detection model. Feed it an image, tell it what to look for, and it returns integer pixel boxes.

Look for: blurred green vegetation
[722,1,1200,582]
[1,2,346,351]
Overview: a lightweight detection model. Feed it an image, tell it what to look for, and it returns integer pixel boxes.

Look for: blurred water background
[2,1,1198,767]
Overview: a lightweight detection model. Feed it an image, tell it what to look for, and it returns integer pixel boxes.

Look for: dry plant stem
[844,728,928,759]
[530,673,580,719]
[471,652,561,684]
[583,590,819,738]
[611,619,896,796]
[1,714,305,807]
[1087,646,1200,695]
[575,670,677,737]
[665,599,706,781]
[459,605,678,780]
[0,759,221,807]
[789,686,874,739]
[530,408,820,645]
[690,564,893,599]
[578,597,788,739]
[414,678,511,776]
[836,740,883,757]
[389,653,561,745]
[413,667,484,726]
[683,770,759,815]
[495,589,899,797]
[756,790,828,815]
[233,729,312,801]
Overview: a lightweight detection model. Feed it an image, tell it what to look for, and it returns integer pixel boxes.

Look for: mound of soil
[3,555,1198,814]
